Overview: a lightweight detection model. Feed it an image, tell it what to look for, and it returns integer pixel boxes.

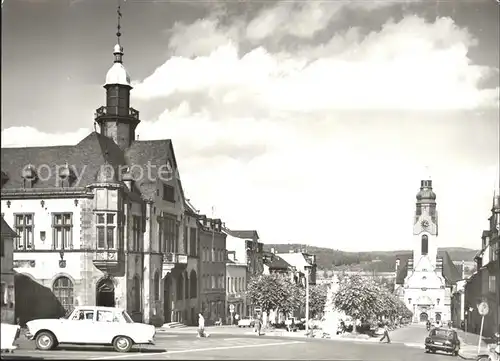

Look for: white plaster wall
[225,235,246,263]
[405,270,445,289]
[412,232,438,269]
[14,252,83,282]
[1,198,83,250]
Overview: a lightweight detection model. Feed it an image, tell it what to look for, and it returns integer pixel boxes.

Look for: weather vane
[116,0,122,45]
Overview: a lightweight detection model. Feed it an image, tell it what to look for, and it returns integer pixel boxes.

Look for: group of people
[426,319,453,331]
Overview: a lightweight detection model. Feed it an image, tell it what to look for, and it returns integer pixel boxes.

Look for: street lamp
[304,264,312,336]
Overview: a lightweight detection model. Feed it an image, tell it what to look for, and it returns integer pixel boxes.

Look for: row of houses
[0,210,318,327]
[450,192,499,338]
[0,32,317,326]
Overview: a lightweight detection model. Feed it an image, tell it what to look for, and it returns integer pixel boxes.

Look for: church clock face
[421,220,429,229]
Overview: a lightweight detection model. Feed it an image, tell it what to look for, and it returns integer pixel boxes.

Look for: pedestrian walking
[197,313,210,338]
[255,316,262,336]
[379,323,391,343]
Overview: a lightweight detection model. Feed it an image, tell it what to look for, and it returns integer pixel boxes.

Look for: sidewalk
[156,325,253,334]
[453,328,490,360]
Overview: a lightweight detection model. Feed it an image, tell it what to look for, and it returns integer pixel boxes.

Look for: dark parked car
[425,328,460,355]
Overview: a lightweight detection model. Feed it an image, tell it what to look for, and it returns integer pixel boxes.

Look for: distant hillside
[263,244,478,273]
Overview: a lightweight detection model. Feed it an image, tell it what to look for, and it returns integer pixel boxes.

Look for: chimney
[395,258,400,272]
[271,247,275,254]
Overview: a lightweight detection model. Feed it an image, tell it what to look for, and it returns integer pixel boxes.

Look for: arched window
[154,271,160,301]
[133,276,141,312]
[421,235,429,255]
[184,272,189,299]
[177,274,183,301]
[53,276,74,312]
[190,270,197,298]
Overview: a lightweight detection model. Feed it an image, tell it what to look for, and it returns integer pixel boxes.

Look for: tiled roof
[224,229,259,239]
[395,251,462,285]
[439,250,462,284]
[1,133,185,202]
[1,132,125,190]
[1,216,17,238]
[125,139,186,202]
[277,252,311,270]
[263,253,290,270]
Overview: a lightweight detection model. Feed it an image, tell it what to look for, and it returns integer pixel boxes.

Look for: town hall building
[0,14,202,326]
[395,177,462,323]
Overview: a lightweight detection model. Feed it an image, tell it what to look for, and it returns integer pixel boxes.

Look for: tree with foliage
[331,274,413,332]
[308,284,328,319]
[331,274,383,332]
[247,273,303,323]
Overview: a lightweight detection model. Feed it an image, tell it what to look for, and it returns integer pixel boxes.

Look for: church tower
[95,2,140,150]
[412,175,439,269]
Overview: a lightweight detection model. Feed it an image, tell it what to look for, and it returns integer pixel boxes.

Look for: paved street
[2,326,461,360]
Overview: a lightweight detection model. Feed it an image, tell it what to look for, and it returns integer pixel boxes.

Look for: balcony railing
[163,252,188,265]
[94,106,140,120]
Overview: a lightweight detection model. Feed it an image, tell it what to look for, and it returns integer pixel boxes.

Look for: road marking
[90,340,305,360]
[404,342,425,349]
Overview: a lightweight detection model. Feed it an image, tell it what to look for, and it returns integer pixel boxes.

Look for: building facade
[277,251,317,286]
[226,254,247,324]
[1,217,17,324]
[0,30,199,326]
[395,178,461,323]
[462,192,499,338]
[224,229,264,316]
[199,217,226,325]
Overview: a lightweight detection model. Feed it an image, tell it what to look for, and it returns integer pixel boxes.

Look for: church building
[0,9,201,326]
[395,177,462,323]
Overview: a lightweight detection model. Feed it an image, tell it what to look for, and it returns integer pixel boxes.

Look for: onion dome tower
[94,0,140,150]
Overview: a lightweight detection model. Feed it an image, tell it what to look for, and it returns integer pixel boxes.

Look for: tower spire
[113,0,124,64]
[424,165,431,180]
[96,0,139,151]
[116,0,122,46]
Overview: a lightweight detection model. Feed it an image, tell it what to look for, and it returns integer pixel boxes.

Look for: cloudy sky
[2,0,499,251]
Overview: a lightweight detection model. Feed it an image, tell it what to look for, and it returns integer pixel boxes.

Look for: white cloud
[133,15,498,111]
[2,2,499,251]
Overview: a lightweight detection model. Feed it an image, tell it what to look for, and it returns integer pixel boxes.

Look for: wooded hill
[263,244,478,273]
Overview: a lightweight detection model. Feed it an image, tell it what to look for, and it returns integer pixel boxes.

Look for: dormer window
[58,164,76,187]
[22,165,38,187]
[162,184,175,203]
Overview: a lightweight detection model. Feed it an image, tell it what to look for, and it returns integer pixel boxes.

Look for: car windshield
[61,308,74,319]
[122,311,134,323]
[432,329,453,339]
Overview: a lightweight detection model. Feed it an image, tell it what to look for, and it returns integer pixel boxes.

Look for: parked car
[25,306,156,352]
[424,327,460,356]
[238,317,255,328]
[1,323,21,353]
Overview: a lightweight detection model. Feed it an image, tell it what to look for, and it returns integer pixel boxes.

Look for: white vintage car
[25,306,156,352]
[1,323,21,353]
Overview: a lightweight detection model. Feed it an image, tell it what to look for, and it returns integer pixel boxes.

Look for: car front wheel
[35,331,56,351]
[113,336,133,353]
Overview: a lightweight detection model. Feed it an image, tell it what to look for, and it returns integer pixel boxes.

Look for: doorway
[96,278,115,307]
[419,312,429,322]
[435,312,442,322]
[164,275,172,323]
